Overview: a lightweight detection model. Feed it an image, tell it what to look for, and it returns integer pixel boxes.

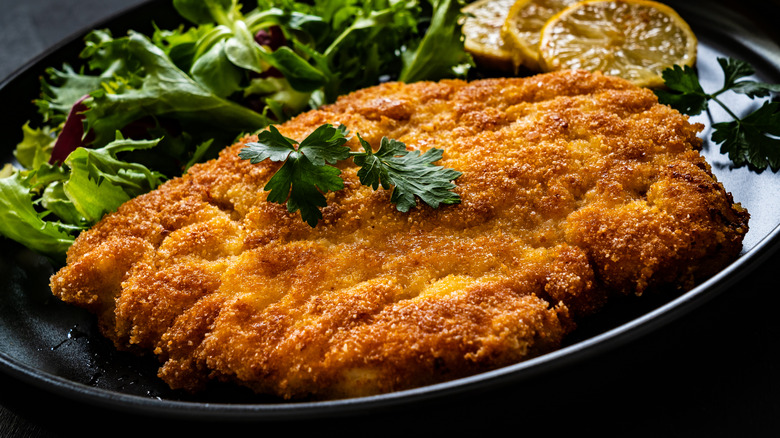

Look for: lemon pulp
[538,0,697,87]
[501,0,581,71]
[462,0,517,70]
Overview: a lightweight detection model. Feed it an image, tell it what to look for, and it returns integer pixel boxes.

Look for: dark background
[1,0,779,436]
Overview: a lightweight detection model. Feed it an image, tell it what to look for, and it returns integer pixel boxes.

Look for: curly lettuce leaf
[82,31,271,147]
[0,172,76,259]
[0,135,165,260]
[14,123,56,170]
[36,64,106,125]
[63,135,166,222]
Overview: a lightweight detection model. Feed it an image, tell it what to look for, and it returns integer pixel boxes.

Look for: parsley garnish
[655,57,780,172]
[238,124,462,226]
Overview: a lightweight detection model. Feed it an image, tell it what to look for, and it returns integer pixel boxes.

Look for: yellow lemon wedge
[461,0,517,70]
[501,0,581,72]
[538,0,697,88]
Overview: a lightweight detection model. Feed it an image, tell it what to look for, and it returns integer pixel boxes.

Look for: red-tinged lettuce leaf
[48,95,90,165]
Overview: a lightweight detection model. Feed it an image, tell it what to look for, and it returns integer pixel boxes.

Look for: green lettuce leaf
[82,31,271,147]
[399,0,473,83]
[14,123,57,170]
[0,172,76,260]
[0,135,165,260]
[63,135,166,222]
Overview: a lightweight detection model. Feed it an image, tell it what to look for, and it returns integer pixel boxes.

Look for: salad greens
[0,134,164,259]
[238,124,461,226]
[0,0,473,260]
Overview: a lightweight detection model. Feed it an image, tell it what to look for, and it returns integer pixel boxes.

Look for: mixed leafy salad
[0,0,473,261]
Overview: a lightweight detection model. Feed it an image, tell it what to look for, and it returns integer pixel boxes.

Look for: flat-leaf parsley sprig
[238,123,462,226]
[655,57,780,172]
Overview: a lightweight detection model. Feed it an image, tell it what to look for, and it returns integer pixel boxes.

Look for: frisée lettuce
[0,134,165,260]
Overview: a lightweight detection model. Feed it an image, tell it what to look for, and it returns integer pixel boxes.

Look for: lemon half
[538,0,697,88]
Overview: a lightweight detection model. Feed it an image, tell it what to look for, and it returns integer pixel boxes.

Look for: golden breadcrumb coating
[50,70,748,400]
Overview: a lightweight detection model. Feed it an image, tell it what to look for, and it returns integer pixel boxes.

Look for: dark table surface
[1,0,779,436]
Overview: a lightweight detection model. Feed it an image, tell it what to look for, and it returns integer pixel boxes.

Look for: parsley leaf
[353,134,462,212]
[654,65,708,116]
[719,57,755,89]
[656,57,780,172]
[239,124,350,226]
[239,124,461,226]
[715,57,780,98]
[297,123,352,166]
[712,102,780,171]
[265,155,344,227]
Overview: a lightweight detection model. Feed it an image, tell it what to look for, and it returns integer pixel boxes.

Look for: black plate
[2,0,780,424]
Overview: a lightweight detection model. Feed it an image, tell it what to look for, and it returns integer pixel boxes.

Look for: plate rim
[3,222,779,420]
[1,0,780,421]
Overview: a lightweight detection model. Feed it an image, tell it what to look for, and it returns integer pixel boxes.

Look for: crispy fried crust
[49,71,748,400]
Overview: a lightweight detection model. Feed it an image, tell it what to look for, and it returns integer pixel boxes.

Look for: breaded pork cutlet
[50,70,749,400]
